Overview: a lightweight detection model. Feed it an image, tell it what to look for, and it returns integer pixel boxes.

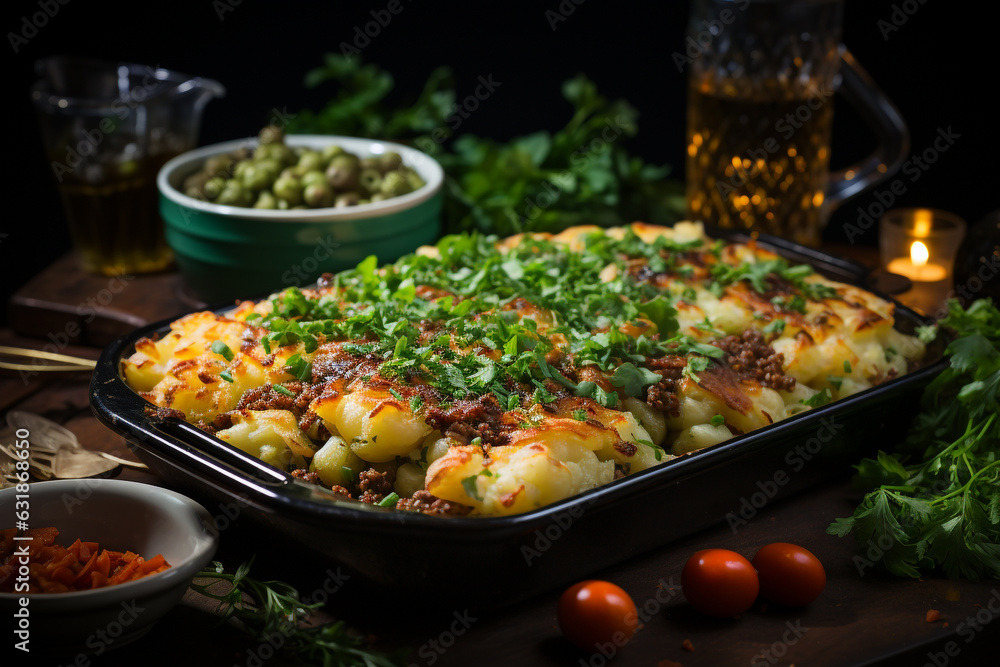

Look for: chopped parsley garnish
[211,340,234,362]
[248,228,830,423]
[800,388,833,408]
[273,384,295,397]
[682,356,713,383]
[460,469,494,501]
[711,257,838,302]
[284,353,312,382]
[219,370,234,383]
[377,492,400,507]
[635,438,665,461]
[610,363,662,398]
[763,319,786,335]
[771,294,807,314]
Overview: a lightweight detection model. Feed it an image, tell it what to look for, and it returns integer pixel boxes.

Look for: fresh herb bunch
[191,560,409,667]
[286,54,456,142]
[828,298,1000,580]
[435,74,685,236]
[285,55,685,236]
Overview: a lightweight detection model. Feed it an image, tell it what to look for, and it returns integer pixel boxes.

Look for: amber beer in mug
[683,0,908,247]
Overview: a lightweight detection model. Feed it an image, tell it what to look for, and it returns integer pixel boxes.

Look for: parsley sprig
[711,257,838,301]
[828,299,1000,580]
[191,560,408,666]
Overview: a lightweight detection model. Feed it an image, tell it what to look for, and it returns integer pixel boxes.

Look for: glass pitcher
[683,0,908,246]
[31,57,225,275]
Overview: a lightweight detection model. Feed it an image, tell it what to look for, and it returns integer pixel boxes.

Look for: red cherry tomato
[681,548,759,618]
[751,542,826,607]
[557,580,639,653]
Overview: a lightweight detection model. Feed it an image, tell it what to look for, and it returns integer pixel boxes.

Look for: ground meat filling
[236,381,323,417]
[424,394,509,448]
[395,490,472,516]
[713,329,796,391]
[290,468,322,485]
[289,469,353,499]
[645,356,686,416]
[357,467,396,505]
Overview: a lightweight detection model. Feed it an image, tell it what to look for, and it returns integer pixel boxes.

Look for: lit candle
[886,240,948,282]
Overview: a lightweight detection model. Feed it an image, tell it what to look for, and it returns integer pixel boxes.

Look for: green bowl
[157,135,443,305]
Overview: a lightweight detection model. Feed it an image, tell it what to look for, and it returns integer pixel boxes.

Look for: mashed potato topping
[123,222,924,516]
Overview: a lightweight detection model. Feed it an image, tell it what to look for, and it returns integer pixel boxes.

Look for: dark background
[4,0,996,325]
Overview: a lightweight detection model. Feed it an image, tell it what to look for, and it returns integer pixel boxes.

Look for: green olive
[405,172,426,192]
[203,154,234,177]
[297,150,324,174]
[241,163,273,192]
[253,143,277,162]
[217,181,252,206]
[335,192,360,207]
[231,146,253,162]
[182,170,211,196]
[254,190,278,209]
[272,175,303,205]
[232,159,253,180]
[256,157,284,178]
[380,171,412,197]
[326,155,360,191]
[300,169,327,189]
[203,177,228,200]
[303,182,335,208]
[380,151,403,172]
[258,125,284,145]
[266,143,297,167]
[321,144,346,162]
[359,168,383,195]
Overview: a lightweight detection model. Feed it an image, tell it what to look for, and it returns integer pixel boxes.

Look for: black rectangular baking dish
[89,230,946,610]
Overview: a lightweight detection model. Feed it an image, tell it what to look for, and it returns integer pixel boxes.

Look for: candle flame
[910,241,929,267]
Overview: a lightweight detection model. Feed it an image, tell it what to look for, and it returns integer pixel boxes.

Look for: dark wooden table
[3,251,999,667]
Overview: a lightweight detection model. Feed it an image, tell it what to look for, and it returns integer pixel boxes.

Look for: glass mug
[32,57,224,275]
[684,0,908,246]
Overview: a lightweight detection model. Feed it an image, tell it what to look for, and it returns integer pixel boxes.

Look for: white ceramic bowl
[0,479,218,656]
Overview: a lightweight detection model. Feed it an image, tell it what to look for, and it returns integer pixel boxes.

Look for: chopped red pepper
[0,527,170,593]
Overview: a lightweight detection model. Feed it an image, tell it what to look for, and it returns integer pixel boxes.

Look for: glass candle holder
[879,208,966,315]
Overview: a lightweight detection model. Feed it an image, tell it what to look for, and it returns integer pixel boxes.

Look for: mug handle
[825,48,910,211]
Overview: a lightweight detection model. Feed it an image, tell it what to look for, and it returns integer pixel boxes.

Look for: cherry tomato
[681,548,759,618]
[751,542,826,607]
[557,580,639,653]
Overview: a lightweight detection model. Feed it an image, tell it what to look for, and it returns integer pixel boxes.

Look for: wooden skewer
[0,345,97,372]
